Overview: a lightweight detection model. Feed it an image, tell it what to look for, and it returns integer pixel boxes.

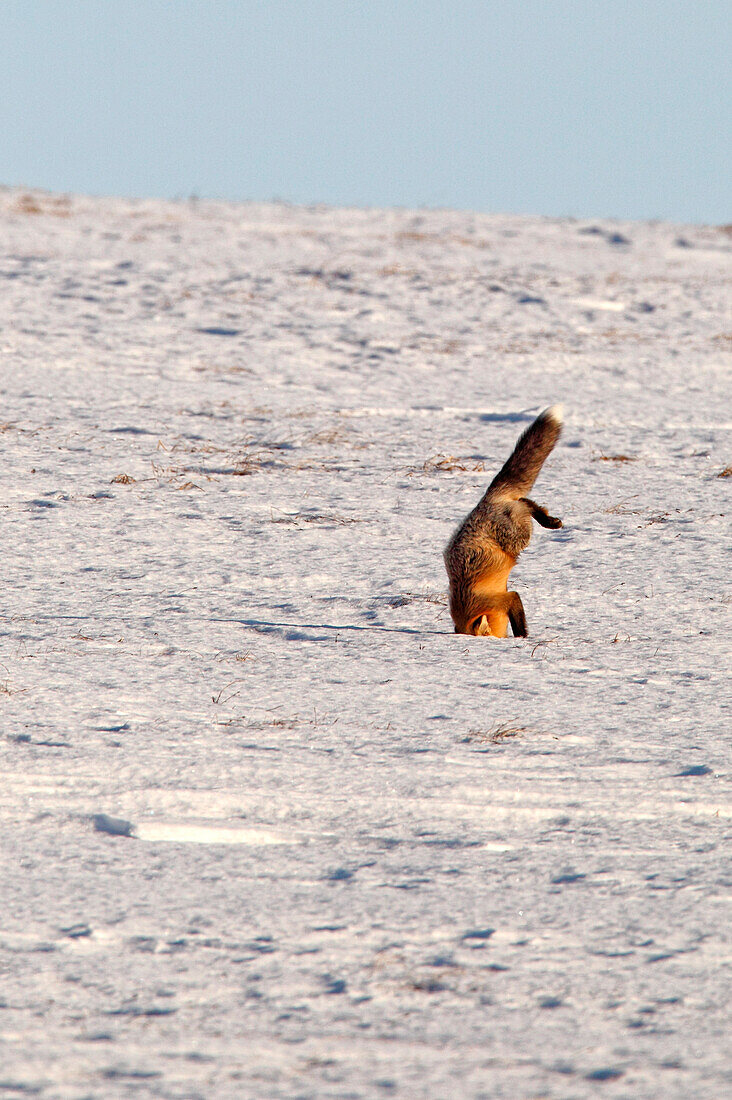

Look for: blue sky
[1,0,729,222]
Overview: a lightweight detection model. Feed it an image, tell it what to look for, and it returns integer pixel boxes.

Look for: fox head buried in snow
[465,614,493,637]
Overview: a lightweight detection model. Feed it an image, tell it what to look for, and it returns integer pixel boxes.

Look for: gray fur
[484,406,563,501]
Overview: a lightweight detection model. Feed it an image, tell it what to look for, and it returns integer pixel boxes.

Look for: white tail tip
[544,404,563,423]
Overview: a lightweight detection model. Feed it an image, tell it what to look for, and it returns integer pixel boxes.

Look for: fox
[444,405,564,637]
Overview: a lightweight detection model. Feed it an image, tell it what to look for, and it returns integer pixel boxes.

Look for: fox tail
[484,405,563,501]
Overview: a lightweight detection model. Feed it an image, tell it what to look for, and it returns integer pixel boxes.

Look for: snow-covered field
[1,187,730,1099]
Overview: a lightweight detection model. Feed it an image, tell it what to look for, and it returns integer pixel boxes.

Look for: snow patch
[135,822,292,845]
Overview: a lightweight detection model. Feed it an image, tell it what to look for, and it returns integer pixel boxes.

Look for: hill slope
[1,189,730,1098]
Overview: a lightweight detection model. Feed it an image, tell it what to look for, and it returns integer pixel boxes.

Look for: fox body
[444,406,563,637]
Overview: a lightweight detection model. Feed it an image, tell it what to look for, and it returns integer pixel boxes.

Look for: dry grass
[385,591,447,608]
[231,455,269,475]
[270,512,362,527]
[592,452,637,463]
[164,449,284,479]
[0,680,27,698]
[407,454,485,476]
[377,263,419,277]
[598,328,649,344]
[463,723,530,744]
[435,339,462,354]
[162,432,350,478]
[717,465,732,478]
[306,427,350,445]
[14,193,71,217]
[243,710,338,731]
[395,230,491,248]
[396,231,437,244]
[606,498,643,515]
[246,716,299,730]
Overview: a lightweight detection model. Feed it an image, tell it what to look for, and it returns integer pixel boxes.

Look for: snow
[0,187,730,1098]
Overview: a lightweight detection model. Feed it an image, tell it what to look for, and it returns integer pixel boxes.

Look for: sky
[1,0,729,223]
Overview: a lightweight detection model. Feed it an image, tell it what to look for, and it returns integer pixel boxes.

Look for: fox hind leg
[507,591,527,637]
[522,497,563,529]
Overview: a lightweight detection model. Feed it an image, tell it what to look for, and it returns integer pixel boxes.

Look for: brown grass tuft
[464,723,529,744]
[14,193,71,217]
[270,512,361,527]
[605,499,642,515]
[408,454,485,476]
